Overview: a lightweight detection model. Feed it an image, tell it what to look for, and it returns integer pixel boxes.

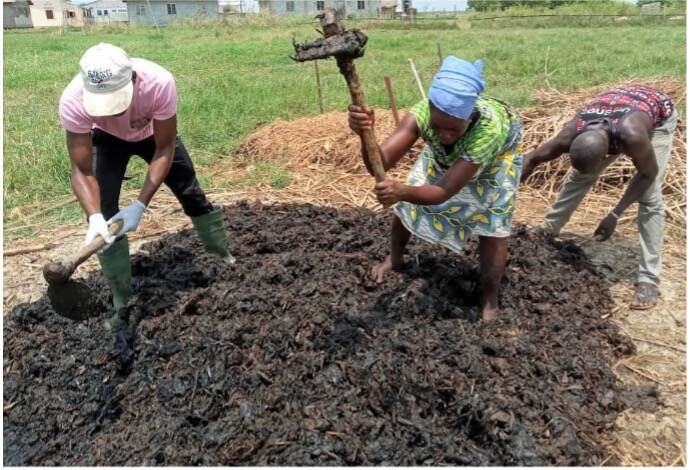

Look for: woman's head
[427,56,485,144]
[429,100,472,145]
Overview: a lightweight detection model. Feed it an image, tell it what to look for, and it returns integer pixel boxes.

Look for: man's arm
[137,115,177,205]
[593,118,658,241]
[614,123,658,216]
[67,131,101,216]
[521,119,578,182]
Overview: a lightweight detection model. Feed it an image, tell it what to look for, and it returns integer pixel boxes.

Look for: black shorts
[92,129,214,219]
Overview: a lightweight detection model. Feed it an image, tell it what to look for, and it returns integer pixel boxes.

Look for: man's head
[79,43,133,117]
[569,128,609,174]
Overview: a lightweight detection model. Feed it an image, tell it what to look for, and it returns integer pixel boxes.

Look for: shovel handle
[69,219,124,268]
[337,57,387,183]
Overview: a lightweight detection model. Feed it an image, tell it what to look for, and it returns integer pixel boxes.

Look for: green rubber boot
[191,207,236,263]
[97,236,133,332]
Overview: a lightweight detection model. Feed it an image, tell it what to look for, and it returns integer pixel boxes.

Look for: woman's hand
[374,179,405,207]
[348,105,375,136]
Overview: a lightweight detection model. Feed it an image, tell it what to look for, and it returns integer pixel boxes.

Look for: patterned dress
[393,96,523,253]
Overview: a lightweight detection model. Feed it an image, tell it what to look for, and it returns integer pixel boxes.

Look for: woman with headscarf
[348,56,523,321]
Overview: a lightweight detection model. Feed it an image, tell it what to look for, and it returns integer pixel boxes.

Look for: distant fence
[286,10,685,27]
[468,11,685,28]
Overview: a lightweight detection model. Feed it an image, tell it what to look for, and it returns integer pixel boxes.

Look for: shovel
[43,219,123,321]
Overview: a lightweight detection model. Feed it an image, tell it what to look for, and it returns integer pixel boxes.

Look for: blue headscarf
[428,56,485,120]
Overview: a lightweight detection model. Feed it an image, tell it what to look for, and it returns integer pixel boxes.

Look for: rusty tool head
[42,219,123,320]
[291,8,368,63]
[46,280,99,322]
[43,261,100,321]
[43,260,78,284]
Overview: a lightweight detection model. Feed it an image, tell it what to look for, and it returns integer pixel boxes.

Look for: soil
[3,202,658,466]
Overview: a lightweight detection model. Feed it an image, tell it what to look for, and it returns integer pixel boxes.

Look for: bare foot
[481,303,499,321]
[630,282,659,310]
[370,255,403,284]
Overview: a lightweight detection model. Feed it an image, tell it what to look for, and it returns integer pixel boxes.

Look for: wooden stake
[384,76,400,125]
[437,42,443,66]
[314,60,324,114]
[408,58,426,99]
[5,243,57,257]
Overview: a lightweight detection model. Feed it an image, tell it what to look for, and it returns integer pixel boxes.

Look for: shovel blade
[47,280,99,321]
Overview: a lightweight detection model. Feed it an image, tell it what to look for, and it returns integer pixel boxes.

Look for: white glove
[108,200,147,237]
[84,213,115,246]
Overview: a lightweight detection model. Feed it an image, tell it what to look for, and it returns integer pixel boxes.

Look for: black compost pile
[4,202,657,466]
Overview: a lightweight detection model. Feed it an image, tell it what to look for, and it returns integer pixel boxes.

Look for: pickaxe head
[43,261,98,321]
[291,8,368,63]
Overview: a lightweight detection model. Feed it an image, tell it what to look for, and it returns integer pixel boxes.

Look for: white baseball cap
[79,43,134,117]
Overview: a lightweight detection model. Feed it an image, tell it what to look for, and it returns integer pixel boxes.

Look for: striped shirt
[576,85,675,133]
[574,85,675,155]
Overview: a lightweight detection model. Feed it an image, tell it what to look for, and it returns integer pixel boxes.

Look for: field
[3,18,686,235]
[3,10,687,466]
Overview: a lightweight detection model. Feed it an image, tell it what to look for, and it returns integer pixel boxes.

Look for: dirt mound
[4,203,656,466]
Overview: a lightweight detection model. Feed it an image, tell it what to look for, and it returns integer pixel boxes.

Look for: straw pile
[238,108,423,171]
[236,77,685,234]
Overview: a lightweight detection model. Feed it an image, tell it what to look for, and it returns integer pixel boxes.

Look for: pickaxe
[292,9,387,182]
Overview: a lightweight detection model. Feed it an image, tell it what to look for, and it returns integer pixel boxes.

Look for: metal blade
[47,279,99,321]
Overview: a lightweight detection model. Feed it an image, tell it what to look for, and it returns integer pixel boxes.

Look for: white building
[126,0,219,25]
[81,0,128,22]
[218,0,245,12]
[29,0,84,27]
[258,0,382,17]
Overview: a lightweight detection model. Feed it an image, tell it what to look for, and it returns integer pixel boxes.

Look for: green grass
[3,19,685,237]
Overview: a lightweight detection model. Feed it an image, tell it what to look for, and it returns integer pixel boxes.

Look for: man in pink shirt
[59,43,234,332]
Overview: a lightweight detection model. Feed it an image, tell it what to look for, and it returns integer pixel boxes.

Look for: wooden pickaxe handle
[43,219,124,284]
[337,58,387,183]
